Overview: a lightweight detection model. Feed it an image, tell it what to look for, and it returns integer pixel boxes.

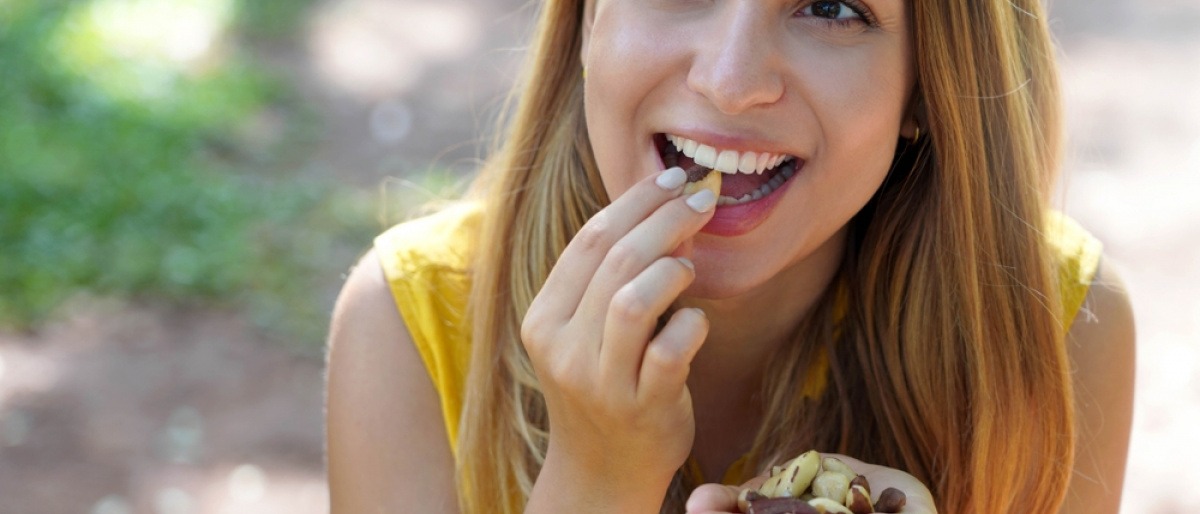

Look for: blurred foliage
[233,0,316,40]
[0,0,374,347]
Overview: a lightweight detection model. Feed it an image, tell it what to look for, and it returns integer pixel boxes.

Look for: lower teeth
[716,163,796,206]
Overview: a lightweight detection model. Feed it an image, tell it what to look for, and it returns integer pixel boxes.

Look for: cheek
[585,3,688,86]
[583,94,637,201]
[583,6,687,199]
[809,49,910,147]
[791,47,912,219]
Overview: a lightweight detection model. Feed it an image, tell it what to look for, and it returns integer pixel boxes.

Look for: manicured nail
[656,166,687,190]
[686,189,717,212]
[677,257,694,271]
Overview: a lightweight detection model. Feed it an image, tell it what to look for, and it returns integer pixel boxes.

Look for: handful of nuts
[735,451,908,514]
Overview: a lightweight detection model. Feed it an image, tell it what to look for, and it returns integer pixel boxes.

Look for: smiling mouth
[655,133,800,206]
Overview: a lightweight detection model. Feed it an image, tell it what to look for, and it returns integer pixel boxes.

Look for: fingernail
[677,257,694,271]
[686,189,717,212]
[656,166,687,190]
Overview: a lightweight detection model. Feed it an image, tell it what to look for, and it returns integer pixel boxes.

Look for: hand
[521,167,717,512]
[684,453,938,514]
[685,475,767,514]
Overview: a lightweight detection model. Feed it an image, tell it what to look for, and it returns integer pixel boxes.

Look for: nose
[686,15,785,115]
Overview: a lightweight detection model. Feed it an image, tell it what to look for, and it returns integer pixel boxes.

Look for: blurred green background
[0,1,515,511]
[1,0,1198,512]
[1,0,376,344]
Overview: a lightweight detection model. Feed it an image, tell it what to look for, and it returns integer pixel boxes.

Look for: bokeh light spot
[52,0,234,102]
[154,487,194,514]
[91,495,133,514]
[228,464,267,502]
[369,100,414,144]
[160,406,204,464]
[308,0,481,100]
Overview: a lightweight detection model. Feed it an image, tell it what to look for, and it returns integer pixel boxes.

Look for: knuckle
[551,362,596,401]
[533,347,578,388]
[546,357,575,385]
[610,284,651,322]
[574,216,613,252]
[519,312,545,351]
[644,343,685,372]
[605,242,645,277]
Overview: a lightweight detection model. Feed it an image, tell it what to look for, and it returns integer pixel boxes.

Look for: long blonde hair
[456,1,1074,513]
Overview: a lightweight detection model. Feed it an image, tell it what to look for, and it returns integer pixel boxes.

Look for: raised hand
[521,167,717,514]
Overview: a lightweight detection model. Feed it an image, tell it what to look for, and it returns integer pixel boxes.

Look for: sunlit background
[0,0,1196,512]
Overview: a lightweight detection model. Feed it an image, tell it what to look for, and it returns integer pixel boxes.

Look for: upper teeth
[667,134,792,175]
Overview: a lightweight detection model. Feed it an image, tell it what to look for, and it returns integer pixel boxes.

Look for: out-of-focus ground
[0,0,1196,512]
[1053,0,1200,509]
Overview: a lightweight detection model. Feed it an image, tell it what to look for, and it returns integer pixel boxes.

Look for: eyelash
[796,0,880,29]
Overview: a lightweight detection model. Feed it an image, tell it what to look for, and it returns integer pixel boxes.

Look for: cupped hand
[521,167,717,511]
[685,453,938,514]
[685,475,768,514]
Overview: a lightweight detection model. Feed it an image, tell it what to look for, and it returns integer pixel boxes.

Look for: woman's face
[582,0,914,299]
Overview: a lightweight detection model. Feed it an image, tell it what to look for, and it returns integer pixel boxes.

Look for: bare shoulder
[1060,256,1136,514]
[326,249,459,513]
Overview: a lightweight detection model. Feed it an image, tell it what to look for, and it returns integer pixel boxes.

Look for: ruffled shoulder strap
[1045,211,1103,327]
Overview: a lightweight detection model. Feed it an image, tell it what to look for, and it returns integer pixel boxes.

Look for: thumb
[685,483,739,513]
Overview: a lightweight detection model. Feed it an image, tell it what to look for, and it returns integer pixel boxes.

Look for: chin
[682,267,772,300]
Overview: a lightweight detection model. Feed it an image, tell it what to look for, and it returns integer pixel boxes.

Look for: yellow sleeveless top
[375,202,1102,484]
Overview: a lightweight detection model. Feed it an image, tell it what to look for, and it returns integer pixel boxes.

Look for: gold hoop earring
[912,126,922,142]
[582,67,587,80]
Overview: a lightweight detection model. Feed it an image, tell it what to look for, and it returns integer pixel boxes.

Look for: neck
[679,228,846,477]
[683,228,846,391]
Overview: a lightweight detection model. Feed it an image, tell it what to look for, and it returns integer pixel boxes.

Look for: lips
[656,133,799,206]
[651,133,805,237]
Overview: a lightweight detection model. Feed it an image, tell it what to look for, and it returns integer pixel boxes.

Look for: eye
[798,0,868,22]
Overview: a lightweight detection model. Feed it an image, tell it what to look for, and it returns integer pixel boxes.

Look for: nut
[810,471,850,502]
[738,489,766,513]
[849,475,870,492]
[844,485,872,514]
[758,474,785,498]
[873,487,907,513]
[741,450,910,514]
[806,497,853,514]
[779,450,822,497]
[820,457,857,482]
[746,497,820,514]
[682,166,722,196]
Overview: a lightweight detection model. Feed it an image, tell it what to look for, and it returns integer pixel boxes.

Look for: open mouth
[655,133,799,206]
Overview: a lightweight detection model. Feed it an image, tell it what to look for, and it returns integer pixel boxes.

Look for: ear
[580,0,597,69]
[900,89,925,140]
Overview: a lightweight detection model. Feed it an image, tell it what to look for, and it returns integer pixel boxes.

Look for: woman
[326,0,1136,512]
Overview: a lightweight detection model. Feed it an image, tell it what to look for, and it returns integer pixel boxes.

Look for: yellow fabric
[374,202,482,454]
[1046,211,1104,328]
[374,205,1102,480]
